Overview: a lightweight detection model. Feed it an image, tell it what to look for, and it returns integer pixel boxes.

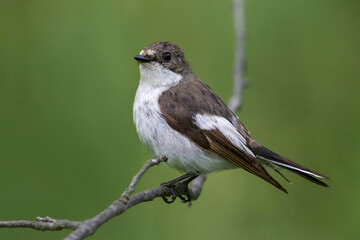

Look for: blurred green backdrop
[1,0,359,239]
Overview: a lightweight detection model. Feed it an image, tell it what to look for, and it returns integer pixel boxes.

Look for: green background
[1,0,359,239]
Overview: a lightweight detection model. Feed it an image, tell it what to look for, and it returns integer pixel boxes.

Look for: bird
[133,41,329,202]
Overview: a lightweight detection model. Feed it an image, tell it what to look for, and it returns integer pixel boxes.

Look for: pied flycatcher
[133,42,328,198]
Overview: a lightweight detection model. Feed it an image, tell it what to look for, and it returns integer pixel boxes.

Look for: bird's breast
[133,83,236,173]
[133,84,168,155]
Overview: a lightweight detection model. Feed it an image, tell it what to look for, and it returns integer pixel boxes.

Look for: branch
[229,0,246,112]
[0,158,207,240]
[0,217,80,231]
[64,157,167,240]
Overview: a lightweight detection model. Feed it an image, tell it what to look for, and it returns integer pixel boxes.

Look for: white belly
[133,83,235,173]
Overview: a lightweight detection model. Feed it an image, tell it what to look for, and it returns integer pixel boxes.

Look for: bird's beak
[134,55,152,63]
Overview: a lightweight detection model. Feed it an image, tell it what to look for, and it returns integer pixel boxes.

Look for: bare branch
[0,158,207,239]
[64,157,167,240]
[0,217,80,231]
[128,157,168,193]
[229,0,246,112]
[65,157,205,240]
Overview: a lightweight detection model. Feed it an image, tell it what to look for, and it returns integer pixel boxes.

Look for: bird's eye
[163,52,171,61]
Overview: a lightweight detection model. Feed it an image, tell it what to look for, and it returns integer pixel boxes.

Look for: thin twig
[64,157,167,240]
[229,0,246,112]
[0,217,80,231]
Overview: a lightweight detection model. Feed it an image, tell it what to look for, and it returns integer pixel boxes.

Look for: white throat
[138,62,182,88]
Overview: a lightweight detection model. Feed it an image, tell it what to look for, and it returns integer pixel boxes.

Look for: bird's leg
[176,175,198,204]
[161,172,195,187]
[161,172,199,204]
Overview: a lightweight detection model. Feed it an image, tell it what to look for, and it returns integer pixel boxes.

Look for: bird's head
[134,42,192,81]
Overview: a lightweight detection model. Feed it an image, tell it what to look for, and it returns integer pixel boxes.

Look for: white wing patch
[194,114,256,158]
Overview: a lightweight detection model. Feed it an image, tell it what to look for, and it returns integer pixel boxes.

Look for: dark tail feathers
[252,144,329,188]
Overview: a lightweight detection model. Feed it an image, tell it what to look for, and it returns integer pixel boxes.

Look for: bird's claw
[161,182,192,205]
[160,173,197,205]
[178,191,192,204]
[162,187,177,203]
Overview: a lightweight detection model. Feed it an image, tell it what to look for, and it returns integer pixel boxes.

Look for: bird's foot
[161,173,198,205]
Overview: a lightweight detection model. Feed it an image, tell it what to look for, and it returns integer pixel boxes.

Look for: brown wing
[159,78,287,193]
[202,129,287,193]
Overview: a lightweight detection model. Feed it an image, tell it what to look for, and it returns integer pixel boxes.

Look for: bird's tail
[251,144,329,188]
